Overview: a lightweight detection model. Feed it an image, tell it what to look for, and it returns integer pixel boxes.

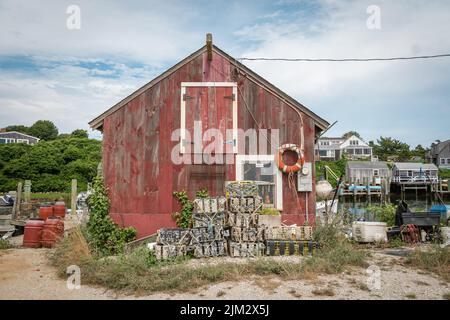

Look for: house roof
[0,131,40,140]
[318,137,344,141]
[89,45,330,131]
[347,161,388,169]
[394,162,438,170]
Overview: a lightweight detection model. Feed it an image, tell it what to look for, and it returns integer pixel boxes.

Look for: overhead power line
[238,53,450,62]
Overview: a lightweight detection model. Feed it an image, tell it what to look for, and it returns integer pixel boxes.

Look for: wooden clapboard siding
[98,47,327,238]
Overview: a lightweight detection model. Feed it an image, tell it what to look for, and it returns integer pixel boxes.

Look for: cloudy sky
[0,0,449,146]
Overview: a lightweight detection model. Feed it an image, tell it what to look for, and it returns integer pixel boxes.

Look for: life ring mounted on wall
[276,143,305,174]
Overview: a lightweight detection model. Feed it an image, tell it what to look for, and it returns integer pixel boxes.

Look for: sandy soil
[0,244,448,300]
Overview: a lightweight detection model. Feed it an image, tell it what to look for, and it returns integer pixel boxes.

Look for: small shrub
[366,204,396,227]
[86,177,136,256]
[443,292,450,300]
[405,245,450,281]
[216,290,226,297]
[0,239,12,250]
[172,189,208,228]
[405,293,417,299]
[259,208,280,216]
[312,288,335,296]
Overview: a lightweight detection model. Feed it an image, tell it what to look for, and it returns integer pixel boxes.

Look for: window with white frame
[235,155,282,210]
[350,140,359,146]
[0,138,15,144]
[441,158,446,165]
[373,169,379,176]
[447,159,450,165]
[16,139,29,144]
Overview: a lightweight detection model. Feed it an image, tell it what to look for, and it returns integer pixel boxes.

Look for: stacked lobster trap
[226,181,266,257]
[265,225,316,256]
[154,181,318,260]
[154,197,228,260]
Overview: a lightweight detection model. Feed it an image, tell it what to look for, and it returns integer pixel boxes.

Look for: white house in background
[0,131,40,145]
[315,135,373,161]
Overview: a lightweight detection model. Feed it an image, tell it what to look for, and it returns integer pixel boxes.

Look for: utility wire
[238,53,450,62]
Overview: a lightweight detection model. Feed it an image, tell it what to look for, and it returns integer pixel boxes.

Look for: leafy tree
[342,131,361,139]
[411,144,427,160]
[372,136,411,161]
[29,120,58,141]
[5,125,31,134]
[71,129,88,139]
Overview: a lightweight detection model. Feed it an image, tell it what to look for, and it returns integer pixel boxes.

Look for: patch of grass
[31,192,71,204]
[312,288,335,296]
[216,290,226,297]
[49,224,370,295]
[405,293,417,299]
[0,239,12,250]
[288,289,302,298]
[405,245,450,281]
[358,282,370,291]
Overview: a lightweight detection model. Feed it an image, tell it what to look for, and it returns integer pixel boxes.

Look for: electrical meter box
[297,162,312,192]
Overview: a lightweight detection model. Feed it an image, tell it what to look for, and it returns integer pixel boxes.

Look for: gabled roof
[347,161,388,169]
[0,131,40,141]
[89,45,330,131]
[394,162,438,170]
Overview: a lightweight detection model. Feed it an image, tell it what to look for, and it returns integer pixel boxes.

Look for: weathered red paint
[100,48,324,238]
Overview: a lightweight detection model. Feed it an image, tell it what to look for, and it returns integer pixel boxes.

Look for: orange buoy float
[276,144,305,174]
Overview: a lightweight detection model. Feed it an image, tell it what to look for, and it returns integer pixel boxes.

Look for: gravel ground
[0,245,449,300]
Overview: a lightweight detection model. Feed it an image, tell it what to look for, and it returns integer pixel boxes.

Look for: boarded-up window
[180,82,237,154]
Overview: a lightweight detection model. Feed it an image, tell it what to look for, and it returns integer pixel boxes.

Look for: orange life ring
[276,144,305,174]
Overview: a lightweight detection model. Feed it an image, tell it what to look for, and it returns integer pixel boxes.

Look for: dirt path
[0,247,449,300]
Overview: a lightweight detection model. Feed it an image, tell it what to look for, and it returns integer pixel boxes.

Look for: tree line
[0,121,101,192]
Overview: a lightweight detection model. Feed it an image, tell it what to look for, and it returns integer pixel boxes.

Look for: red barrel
[23,218,45,248]
[39,205,54,220]
[53,201,66,218]
[42,217,65,248]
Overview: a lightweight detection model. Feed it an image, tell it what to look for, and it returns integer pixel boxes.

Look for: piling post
[71,179,77,215]
[14,182,22,218]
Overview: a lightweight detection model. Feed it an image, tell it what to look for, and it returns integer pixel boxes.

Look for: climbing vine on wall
[172,188,208,228]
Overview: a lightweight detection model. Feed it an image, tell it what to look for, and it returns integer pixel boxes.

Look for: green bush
[86,177,136,256]
[171,189,208,228]
[259,208,280,216]
[366,204,396,226]
[0,136,101,192]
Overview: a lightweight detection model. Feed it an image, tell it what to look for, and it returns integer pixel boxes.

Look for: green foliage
[28,120,59,141]
[259,208,280,216]
[439,169,450,180]
[86,177,136,256]
[71,129,89,139]
[366,204,396,227]
[0,136,101,192]
[0,239,12,250]
[315,157,347,187]
[372,136,411,161]
[406,245,450,281]
[172,189,209,228]
[342,131,361,139]
[5,125,31,134]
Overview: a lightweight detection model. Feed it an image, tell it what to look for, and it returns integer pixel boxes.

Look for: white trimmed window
[235,155,282,210]
[16,139,29,144]
[180,82,238,154]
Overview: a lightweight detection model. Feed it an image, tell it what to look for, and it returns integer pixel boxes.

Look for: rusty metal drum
[23,218,45,248]
[41,217,65,248]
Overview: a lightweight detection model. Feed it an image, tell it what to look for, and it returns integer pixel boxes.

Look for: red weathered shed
[90,41,329,238]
